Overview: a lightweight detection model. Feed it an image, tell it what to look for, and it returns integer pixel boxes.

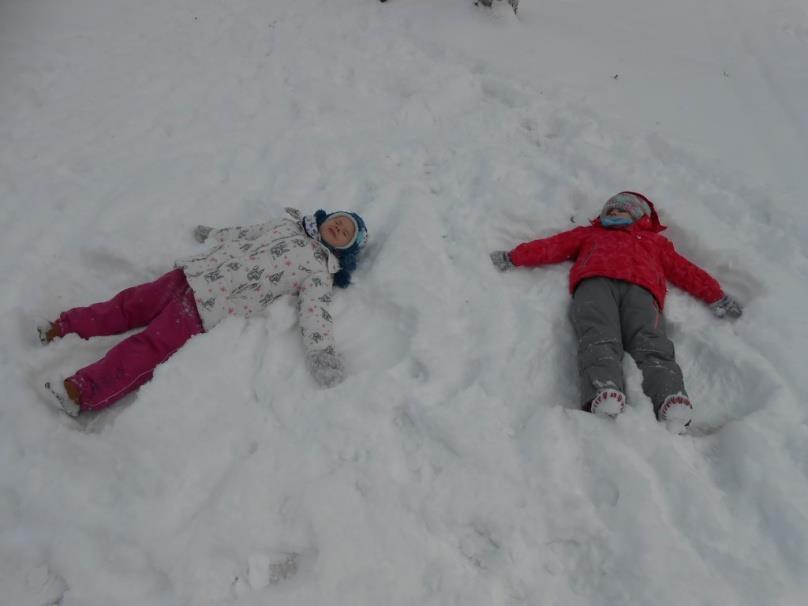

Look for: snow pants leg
[619,282,687,415]
[571,277,687,412]
[571,278,625,407]
[59,269,204,411]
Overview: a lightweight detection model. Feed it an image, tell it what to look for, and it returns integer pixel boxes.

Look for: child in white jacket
[37,208,368,417]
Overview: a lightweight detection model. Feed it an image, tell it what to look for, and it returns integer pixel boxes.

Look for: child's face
[319,215,357,249]
[605,208,633,220]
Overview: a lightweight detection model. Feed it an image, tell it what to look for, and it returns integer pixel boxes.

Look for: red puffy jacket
[508,195,723,309]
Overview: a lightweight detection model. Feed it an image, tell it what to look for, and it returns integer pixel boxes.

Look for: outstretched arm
[661,242,741,317]
[298,273,345,387]
[499,226,587,269]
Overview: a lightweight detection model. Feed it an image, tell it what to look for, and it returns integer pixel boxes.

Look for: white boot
[38,378,81,418]
[590,388,626,416]
[658,394,693,434]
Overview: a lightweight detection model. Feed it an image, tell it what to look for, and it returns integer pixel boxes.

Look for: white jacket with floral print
[175,208,340,355]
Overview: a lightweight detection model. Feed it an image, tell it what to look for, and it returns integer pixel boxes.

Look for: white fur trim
[590,388,626,416]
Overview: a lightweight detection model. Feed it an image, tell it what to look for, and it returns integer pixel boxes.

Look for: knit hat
[314,209,368,288]
[600,192,651,223]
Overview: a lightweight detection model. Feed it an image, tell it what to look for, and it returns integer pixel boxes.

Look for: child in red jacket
[490,192,742,433]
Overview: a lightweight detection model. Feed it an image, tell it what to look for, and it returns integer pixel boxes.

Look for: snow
[2,0,808,604]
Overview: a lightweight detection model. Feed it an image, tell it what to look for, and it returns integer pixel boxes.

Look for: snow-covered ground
[2,0,808,604]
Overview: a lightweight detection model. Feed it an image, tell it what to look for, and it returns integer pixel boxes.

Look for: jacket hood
[591,191,666,233]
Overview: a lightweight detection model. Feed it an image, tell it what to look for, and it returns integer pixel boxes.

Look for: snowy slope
[2,0,808,604]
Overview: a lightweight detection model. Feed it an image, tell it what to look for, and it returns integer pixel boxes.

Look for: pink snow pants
[58,269,204,411]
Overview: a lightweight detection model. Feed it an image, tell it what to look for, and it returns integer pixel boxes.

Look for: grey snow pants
[570,277,687,414]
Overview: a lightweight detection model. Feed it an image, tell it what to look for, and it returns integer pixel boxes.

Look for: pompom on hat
[314,209,368,288]
[600,192,652,222]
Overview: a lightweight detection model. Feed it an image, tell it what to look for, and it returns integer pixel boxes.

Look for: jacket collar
[285,207,342,274]
[322,245,341,274]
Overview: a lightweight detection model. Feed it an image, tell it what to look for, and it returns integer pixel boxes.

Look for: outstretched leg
[67,282,203,411]
[57,268,190,339]
[571,278,625,408]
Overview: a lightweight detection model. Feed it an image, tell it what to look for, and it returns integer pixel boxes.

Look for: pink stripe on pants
[59,269,204,411]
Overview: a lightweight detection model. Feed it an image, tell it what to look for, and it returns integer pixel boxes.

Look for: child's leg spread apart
[620,284,689,417]
[68,284,203,411]
[571,278,626,409]
[58,269,191,339]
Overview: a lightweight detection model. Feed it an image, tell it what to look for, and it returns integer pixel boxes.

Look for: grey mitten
[193,225,213,243]
[490,250,513,272]
[307,349,346,388]
[709,294,743,319]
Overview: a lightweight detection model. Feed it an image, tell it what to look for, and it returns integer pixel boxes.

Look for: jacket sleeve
[509,226,587,267]
[297,272,336,356]
[209,221,276,243]
[660,241,724,304]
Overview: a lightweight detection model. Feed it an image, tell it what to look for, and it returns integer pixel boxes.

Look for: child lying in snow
[490,192,742,434]
[37,208,368,417]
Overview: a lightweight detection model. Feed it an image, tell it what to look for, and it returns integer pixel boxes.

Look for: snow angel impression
[36,208,368,417]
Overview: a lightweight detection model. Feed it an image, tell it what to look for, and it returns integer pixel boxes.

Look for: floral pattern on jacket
[175,208,341,355]
[508,201,723,309]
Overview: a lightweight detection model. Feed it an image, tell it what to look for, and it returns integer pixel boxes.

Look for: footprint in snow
[459,522,505,572]
[232,551,305,598]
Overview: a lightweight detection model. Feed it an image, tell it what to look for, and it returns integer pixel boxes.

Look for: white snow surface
[2,0,808,604]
